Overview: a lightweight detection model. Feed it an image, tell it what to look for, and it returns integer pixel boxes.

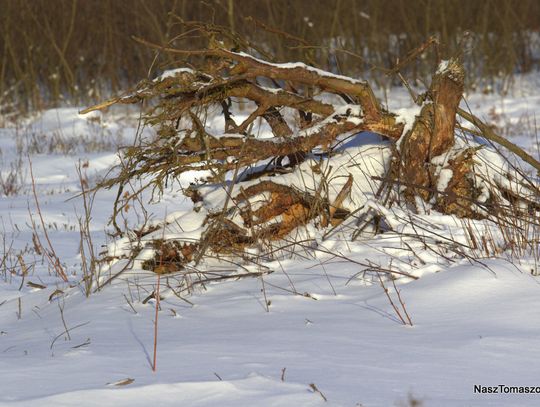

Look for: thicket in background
[1,0,539,113]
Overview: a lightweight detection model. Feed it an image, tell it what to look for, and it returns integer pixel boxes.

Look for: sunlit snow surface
[1,77,540,406]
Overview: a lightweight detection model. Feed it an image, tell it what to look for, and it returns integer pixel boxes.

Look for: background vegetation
[1,0,539,113]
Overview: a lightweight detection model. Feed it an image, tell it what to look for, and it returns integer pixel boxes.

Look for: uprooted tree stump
[83,35,540,274]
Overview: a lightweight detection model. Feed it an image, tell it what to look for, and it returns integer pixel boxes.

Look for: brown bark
[116,110,404,185]
[234,180,350,240]
[235,181,314,238]
[435,147,480,217]
[398,58,465,204]
[131,37,383,120]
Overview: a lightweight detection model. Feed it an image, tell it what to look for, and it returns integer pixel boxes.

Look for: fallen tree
[83,33,540,275]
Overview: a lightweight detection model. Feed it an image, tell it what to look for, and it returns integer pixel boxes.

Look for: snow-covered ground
[1,77,539,406]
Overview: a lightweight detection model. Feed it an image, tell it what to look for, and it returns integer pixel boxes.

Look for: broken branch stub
[398,58,465,203]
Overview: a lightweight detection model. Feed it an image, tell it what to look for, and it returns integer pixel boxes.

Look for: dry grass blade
[28,158,68,282]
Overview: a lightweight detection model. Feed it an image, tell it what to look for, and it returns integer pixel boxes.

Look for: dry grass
[0,156,24,196]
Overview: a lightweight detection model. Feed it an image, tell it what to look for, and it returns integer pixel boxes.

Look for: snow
[153,67,197,82]
[235,51,369,85]
[1,75,540,406]
[394,102,424,137]
[2,375,327,407]
[436,59,450,74]
[436,168,454,192]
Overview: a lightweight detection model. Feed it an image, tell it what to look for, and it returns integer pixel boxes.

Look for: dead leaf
[107,378,135,387]
[48,289,64,302]
[27,281,47,290]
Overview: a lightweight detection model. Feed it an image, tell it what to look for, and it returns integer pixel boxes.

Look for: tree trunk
[398,58,466,208]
